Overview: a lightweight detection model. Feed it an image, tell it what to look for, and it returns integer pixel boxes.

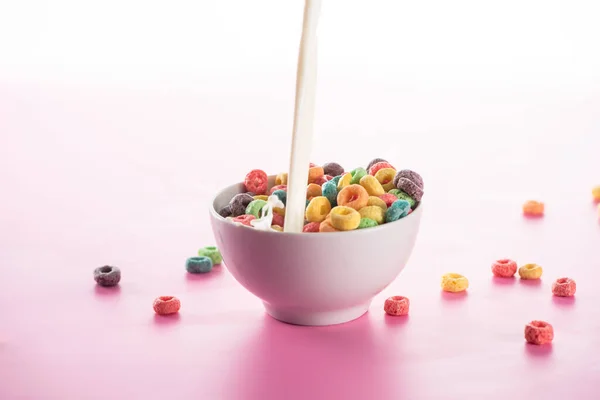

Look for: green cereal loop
[394,190,416,208]
[245,199,267,218]
[350,168,367,185]
[198,246,222,265]
[358,218,378,229]
[388,189,402,197]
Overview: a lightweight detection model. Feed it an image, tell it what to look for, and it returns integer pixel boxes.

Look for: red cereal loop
[314,175,333,186]
[524,320,554,345]
[379,193,398,207]
[153,296,181,315]
[384,296,410,316]
[244,169,268,195]
[232,215,255,226]
[269,184,287,195]
[552,277,576,297]
[302,222,320,233]
[272,213,284,227]
[369,161,395,176]
[491,259,518,278]
[309,163,317,168]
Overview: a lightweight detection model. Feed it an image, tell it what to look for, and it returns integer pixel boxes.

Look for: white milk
[283,0,322,233]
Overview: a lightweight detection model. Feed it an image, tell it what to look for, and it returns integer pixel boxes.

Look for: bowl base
[263,301,371,326]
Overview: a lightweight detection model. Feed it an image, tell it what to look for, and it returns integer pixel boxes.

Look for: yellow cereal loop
[337,173,352,190]
[273,207,285,216]
[253,195,269,201]
[359,175,385,196]
[330,206,361,231]
[367,196,388,211]
[271,225,283,231]
[275,173,288,185]
[518,263,543,280]
[592,185,600,201]
[441,273,469,293]
[374,168,397,192]
[305,196,332,223]
[358,206,385,225]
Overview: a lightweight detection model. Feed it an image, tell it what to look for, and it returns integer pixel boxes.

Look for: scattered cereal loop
[491,259,517,278]
[94,266,121,287]
[153,296,181,315]
[186,257,213,274]
[384,296,409,316]
[524,320,553,345]
[552,277,576,297]
[441,273,469,293]
[522,200,544,217]
[592,185,600,202]
[518,263,543,280]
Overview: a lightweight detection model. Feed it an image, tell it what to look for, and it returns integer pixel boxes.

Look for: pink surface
[1,81,600,399]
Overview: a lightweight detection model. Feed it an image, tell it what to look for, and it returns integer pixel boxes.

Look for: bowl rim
[209,177,424,237]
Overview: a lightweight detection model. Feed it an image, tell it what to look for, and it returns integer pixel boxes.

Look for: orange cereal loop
[522,200,544,216]
[337,173,352,190]
[275,173,288,185]
[374,168,396,192]
[306,183,322,200]
[273,207,285,216]
[319,219,339,232]
[367,196,388,211]
[337,184,369,211]
[359,175,385,196]
[308,166,324,184]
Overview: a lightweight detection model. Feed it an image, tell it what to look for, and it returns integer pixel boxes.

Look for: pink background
[2,1,600,399]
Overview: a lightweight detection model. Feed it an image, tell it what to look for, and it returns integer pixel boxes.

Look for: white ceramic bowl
[209,177,423,326]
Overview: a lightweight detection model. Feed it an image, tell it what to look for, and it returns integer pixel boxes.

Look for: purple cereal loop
[218,205,232,218]
[229,193,254,217]
[396,178,423,201]
[394,169,423,189]
[366,158,388,172]
[322,162,344,177]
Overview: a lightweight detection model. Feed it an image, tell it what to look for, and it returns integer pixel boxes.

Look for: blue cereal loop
[385,199,411,223]
[322,180,338,207]
[330,175,342,187]
[186,256,213,273]
[272,189,287,206]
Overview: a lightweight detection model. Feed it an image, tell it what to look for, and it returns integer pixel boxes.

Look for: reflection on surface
[551,296,576,308]
[440,291,468,302]
[491,276,517,286]
[518,279,542,288]
[222,313,411,400]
